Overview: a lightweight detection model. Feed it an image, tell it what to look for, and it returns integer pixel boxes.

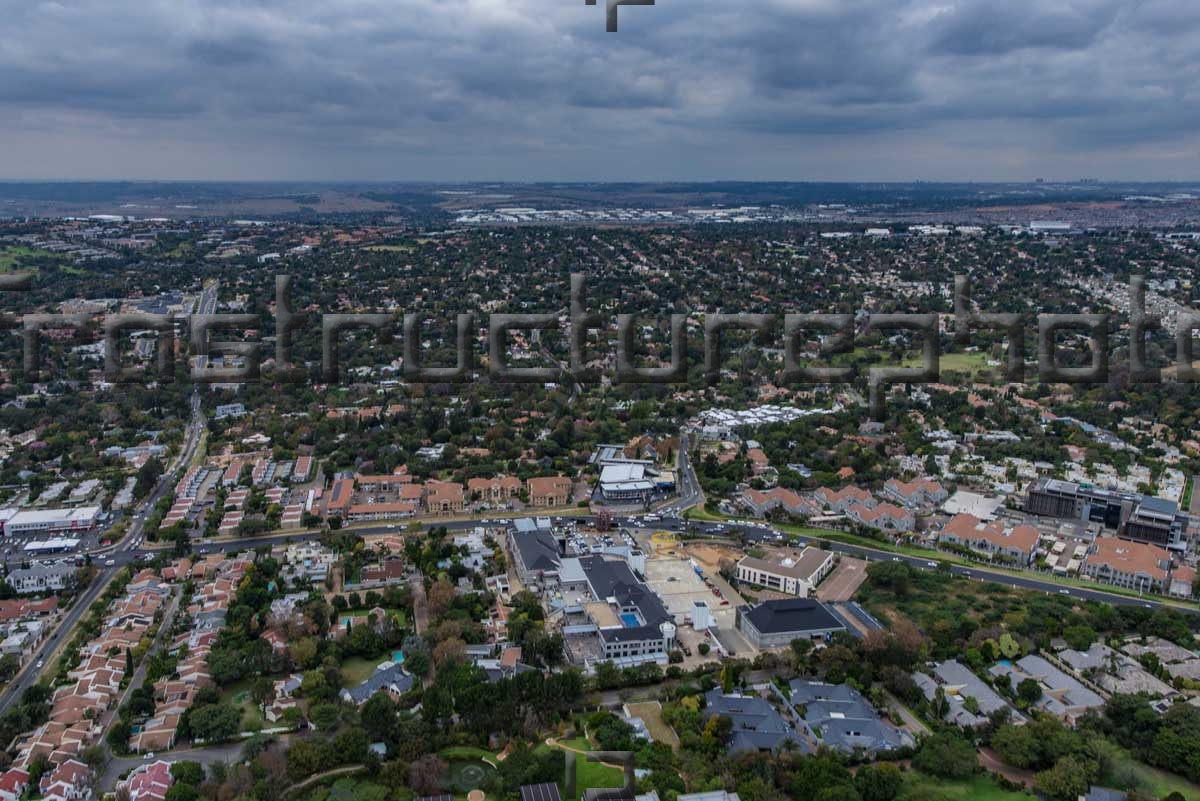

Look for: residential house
[703,688,805,754]
[913,660,1018,729]
[340,661,414,705]
[740,488,819,518]
[988,655,1104,725]
[788,680,913,756]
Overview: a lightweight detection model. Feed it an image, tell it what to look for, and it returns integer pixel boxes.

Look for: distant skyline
[2,0,1199,182]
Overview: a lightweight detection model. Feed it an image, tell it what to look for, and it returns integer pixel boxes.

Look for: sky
[1,0,1199,182]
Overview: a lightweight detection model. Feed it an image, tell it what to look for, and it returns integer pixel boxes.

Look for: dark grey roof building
[735,598,846,649]
[339,661,414,705]
[788,680,913,756]
[704,688,807,754]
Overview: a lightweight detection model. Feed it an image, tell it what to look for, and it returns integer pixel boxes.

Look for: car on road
[891,557,902,562]
[145,752,155,760]
[1058,589,1070,595]
[104,559,116,566]
[35,660,43,669]
[926,561,938,568]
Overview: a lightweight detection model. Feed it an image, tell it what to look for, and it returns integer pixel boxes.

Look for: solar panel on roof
[520,784,563,801]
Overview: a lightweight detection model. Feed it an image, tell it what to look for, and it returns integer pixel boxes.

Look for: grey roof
[579,555,672,644]
[341,661,413,704]
[987,655,1104,716]
[740,598,845,636]
[1084,788,1127,801]
[789,680,913,755]
[915,661,1016,728]
[512,529,561,574]
[704,689,807,754]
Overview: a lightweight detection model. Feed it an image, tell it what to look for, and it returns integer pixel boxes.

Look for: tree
[1062,625,1097,651]
[427,579,456,619]
[854,763,903,801]
[309,703,342,731]
[912,732,977,779]
[1017,678,1043,704]
[170,761,205,786]
[164,784,198,801]
[1035,756,1095,801]
[187,703,242,743]
[408,755,449,796]
[361,692,398,743]
[405,650,431,679]
[992,723,1040,769]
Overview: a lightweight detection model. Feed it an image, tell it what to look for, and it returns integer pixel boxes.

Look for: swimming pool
[620,613,641,627]
[392,650,405,664]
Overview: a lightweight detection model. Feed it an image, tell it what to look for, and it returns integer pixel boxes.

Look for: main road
[0,283,217,711]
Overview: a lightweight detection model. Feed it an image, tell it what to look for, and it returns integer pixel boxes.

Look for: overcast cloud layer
[1,0,1198,181]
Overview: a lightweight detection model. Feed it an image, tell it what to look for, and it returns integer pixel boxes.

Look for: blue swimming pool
[620,613,640,627]
[392,650,405,664]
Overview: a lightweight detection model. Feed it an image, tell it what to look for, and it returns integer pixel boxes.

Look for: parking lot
[642,556,737,630]
[816,556,869,602]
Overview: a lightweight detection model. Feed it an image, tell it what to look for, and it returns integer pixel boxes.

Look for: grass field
[902,773,1033,800]
[901,351,994,372]
[0,246,55,270]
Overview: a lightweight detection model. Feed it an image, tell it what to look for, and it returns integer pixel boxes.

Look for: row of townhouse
[845,502,916,533]
[131,555,250,753]
[8,569,175,786]
[0,759,95,801]
[812,481,946,534]
[739,488,822,518]
[882,477,949,509]
[326,471,574,522]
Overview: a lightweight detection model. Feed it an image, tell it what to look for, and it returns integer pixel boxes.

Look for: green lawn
[544,740,625,801]
[218,678,265,733]
[903,773,1033,800]
[440,745,500,766]
[340,656,391,688]
[1103,749,1200,800]
[345,607,408,627]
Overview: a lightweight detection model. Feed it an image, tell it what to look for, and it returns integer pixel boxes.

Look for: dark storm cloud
[0,0,1197,180]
